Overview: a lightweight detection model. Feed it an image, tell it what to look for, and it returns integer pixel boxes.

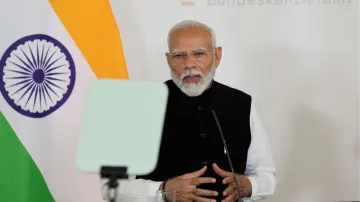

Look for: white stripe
[0,1,102,201]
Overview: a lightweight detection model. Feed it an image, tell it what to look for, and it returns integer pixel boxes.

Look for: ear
[214,46,222,68]
[165,52,171,66]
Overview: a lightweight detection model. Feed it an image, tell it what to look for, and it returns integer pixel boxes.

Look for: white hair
[170,49,217,97]
[171,62,216,97]
[167,20,217,50]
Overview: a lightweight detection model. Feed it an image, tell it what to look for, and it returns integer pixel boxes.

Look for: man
[101,20,276,202]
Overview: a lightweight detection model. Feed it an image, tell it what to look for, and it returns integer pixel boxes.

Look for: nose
[184,55,196,69]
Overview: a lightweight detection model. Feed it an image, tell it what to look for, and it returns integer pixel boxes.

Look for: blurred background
[112,1,360,201]
[0,0,358,202]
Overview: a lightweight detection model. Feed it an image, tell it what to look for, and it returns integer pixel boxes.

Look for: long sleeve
[242,103,277,201]
[101,178,162,201]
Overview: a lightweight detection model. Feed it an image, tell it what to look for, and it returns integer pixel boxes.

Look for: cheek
[173,66,184,75]
[195,59,213,74]
[170,65,183,77]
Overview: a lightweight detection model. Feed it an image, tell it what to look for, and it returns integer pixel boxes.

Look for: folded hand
[212,163,252,202]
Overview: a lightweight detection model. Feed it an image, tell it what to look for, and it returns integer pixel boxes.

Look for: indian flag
[0,0,128,201]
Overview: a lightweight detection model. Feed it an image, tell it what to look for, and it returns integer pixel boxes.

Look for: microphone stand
[100,166,129,202]
[212,110,244,202]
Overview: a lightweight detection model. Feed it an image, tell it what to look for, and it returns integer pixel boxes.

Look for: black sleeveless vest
[137,80,252,201]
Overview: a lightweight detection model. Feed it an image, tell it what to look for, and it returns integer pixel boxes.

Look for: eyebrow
[170,47,207,54]
[192,47,207,52]
[170,49,185,54]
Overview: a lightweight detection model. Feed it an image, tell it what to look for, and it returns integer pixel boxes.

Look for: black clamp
[100,166,129,202]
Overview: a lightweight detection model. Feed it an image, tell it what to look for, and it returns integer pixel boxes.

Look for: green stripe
[0,112,55,202]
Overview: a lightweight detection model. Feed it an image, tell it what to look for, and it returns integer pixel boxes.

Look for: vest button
[202,161,208,166]
[200,133,206,138]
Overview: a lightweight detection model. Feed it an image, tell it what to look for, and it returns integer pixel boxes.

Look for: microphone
[212,110,243,202]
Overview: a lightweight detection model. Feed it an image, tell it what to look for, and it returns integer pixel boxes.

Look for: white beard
[171,65,216,97]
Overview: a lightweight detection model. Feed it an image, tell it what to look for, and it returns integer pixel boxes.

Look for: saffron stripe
[49,0,129,79]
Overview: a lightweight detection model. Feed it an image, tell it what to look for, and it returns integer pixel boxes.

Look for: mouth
[183,75,201,83]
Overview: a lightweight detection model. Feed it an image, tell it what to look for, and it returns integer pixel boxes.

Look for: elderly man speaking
[101,20,276,202]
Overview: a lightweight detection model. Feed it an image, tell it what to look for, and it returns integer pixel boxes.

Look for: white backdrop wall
[109,1,359,201]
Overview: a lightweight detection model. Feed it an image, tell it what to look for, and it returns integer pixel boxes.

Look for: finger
[193,188,218,197]
[183,166,207,179]
[181,193,196,202]
[223,184,236,197]
[191,177,216,186]
[222,176,235,184]
[212,163,231,178]
[222,191,238,202]
[177,193,194,202]
[191,195,216,202]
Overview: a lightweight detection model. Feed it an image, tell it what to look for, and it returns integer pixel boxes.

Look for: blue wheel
[0,34,76,118]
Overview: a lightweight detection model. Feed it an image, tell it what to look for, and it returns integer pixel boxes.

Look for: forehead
[169,27,213,51]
